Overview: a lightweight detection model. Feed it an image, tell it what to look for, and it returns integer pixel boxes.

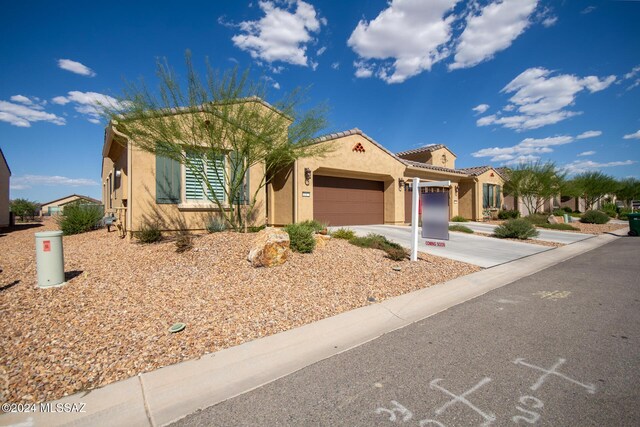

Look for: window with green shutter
[483,183,490,208]
[185,151,226,203]
[156,154,181,204]
[229,152,250,205]
[496,185,501,208]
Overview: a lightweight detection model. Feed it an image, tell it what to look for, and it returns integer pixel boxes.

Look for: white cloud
[562,160,635,175]
[576,130,602,140]
[578,151,596,156]
[450,0,538,70]
[477,67,616,131]
[541,16,557,27]
[10,175,99,190]
[0,100,65,127]
[472,104,490,114]
[57,59,96,77]
[316,46,326,56]
[331,62,340,70]
[623,130,640,140]
[620,65,640,91]
[581,6,596,15]
[347,0,458,84]
[354,61,374,78]
[230,1,324,67]
[53,91,125,124]
[471,132,593,163]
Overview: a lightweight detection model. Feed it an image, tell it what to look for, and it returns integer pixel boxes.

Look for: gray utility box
[35,231,66,288]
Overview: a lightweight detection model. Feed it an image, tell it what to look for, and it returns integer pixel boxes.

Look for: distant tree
[502,161,566,215]
[567,171,619,210]
[614,177,640,208]
[10,198,39,221]
[102,51,330,231]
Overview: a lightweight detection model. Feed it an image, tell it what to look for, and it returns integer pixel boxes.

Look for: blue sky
[1,0,639,203]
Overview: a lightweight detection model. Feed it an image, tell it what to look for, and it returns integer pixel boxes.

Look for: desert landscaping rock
[313,233,331,249]
[0,219,479,405]
[246,227,290,267]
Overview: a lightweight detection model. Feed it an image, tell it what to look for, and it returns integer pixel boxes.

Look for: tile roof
[457,165,507,180]
[403,160,469,176]
[396,144,457,158]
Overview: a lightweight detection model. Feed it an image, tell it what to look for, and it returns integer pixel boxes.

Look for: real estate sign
[421,191,449,240]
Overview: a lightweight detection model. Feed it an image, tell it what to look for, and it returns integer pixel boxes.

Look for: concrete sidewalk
[456,221,594,244]
[339,224,550,268]
[0,228,628,427]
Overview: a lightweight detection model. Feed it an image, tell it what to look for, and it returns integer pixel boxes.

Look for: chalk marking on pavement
[419,419,446,426]
[513,358,596,394]
[533,291,571,301]
[430,377,496,426]
[512,395,544,424]
[375,400,413,422]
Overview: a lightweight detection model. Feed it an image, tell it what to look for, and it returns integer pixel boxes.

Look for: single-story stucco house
[0,147,10,227]
[101,98,505,236]
[40,194,102,216]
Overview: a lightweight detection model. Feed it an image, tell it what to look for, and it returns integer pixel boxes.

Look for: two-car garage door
[313,175,384,226]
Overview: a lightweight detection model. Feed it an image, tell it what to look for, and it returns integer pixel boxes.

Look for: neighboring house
[0,147,10,227]
[101,98,504,236]
[40,194,102,216]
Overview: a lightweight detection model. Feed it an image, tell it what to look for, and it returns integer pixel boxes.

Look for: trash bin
[35,231,66,288]
[628,213,640,237]
[563,213,570,224]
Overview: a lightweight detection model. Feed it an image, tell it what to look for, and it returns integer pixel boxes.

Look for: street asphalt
[174,236,640,427]
[332,225,550,268]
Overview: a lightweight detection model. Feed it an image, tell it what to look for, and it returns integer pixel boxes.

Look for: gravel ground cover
[0,219,479,404]
[484,219,627,235]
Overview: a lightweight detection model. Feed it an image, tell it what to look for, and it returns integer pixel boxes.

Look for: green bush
[385,247,408,261]
[206,217,226,233]
[524,213,549,225]
[56,203,104,235]
[331,228,355,240]
[10,198,39,221]
[619,209,631,220]
[175,232,193,253]
[450,215,468,222]
[298,219,327,233]
[562,206,573,213]
[284,223,316,253]
[580,210,610,224]
[601,202,618,218]
[493,218,539,240]
[136,222,162,243]
[537,223,578,231]
[348,233,407,260]
[449,225,473,233]
[498,209,520,219]
[552,208,566,216]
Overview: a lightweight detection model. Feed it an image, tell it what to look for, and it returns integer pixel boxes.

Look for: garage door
[313,176,384,226]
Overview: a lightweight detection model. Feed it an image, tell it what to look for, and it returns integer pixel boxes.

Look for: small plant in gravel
[385,246,408,261]
[56,203,104,235]
[498,209,520,220]
[523,213,549,226]
[450,215,468,222]
[537,223,578,231]
[331,228,355,240]
[175,232,193,253]
[619,209,631,220]
[298,219,327,233]
[284,223,316,253]
[348,233,408,261]
[552,208,566,216]
[493,218,539,240]
[136,222,162,243]
[206,217,226,233]
[580,210,610,224]
[449,225,473,233]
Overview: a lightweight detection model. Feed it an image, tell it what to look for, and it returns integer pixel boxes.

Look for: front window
[184,150,226,203]
[483,183,501,209]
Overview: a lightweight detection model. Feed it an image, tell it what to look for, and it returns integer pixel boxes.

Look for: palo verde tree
[502,161,566,215]
[10,198,39,221]
[566,171,619,210]
[102,52,330,231]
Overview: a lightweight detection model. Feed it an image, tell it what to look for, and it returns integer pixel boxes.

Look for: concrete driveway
[332,225,551,268]
[455,221,594,244]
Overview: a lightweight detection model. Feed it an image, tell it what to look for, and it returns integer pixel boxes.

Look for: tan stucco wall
[291,134,407,225]
[458,180,476,220]
[128,147,267,233]
[268,165,294,226]
[0,158,9,227]
[41,195,99,215]
[399,147,456,169]
[102,140,129,214]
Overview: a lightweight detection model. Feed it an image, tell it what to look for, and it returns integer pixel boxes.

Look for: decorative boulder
[247,227,290,267]
[548,215,559,224]
[314,233,331,249]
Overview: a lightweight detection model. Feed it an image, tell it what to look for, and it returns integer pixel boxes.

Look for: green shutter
[488,185,495,208]
[244,162,250,205]
[156,153,181,204]
[483,183,490,208]
[230,152,250,205]
[496,185,502,209]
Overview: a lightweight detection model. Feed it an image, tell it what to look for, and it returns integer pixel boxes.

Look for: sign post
[409,179,451,262]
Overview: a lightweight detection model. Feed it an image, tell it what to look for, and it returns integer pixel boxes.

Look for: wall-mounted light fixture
[398,178,405,191]
[304,167,311,185]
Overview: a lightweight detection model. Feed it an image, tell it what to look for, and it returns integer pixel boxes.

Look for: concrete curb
[1,229,627,427]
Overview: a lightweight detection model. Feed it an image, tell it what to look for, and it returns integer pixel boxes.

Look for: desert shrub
[562,206,573,213]
[244,225,266,233]
[493,218,539,240]
[537,223,578,231]
[385,246,408,261]
[10,198,39,221]
[175,232,193,253]
[601,202,618,218]
[618,209,631,220]
[284,223,316,253]
[524,213,549,225]
[56,203,104,235]
[498,209,520,219]
[331,228,355,240]
[348,233,407,260]
[298,219,327,233]
[552,208,566,216]
[580,210,610,224]
[450,215,468,222]
[206,217,226,233]
[449,225,473,233]
[136,222,162,243]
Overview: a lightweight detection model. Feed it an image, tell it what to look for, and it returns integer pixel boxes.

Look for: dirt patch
[0,219,480,404]
[561,222,627,235]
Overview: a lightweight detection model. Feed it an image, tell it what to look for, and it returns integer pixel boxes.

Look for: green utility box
[628,213,640,237]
